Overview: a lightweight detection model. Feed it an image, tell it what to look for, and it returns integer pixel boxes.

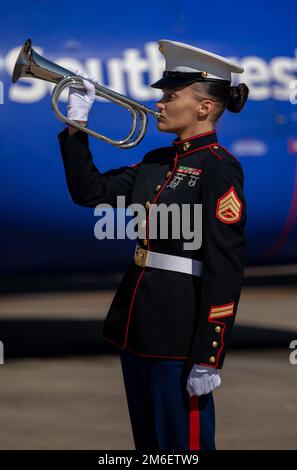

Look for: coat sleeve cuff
[58,127,89,145]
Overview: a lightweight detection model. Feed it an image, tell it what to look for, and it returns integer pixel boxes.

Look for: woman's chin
[157,120,172,132]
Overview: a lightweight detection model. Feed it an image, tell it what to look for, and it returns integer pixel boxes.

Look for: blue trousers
[119,348,216,450]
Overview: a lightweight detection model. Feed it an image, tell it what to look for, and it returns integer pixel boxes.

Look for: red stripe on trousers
[189,395,200,450]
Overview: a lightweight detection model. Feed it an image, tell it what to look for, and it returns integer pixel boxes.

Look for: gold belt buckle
[134,245,149,268]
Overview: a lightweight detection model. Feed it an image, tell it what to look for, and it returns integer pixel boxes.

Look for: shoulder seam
[217,144,240,162]
[208,147,223,160]
[207,144,240,163]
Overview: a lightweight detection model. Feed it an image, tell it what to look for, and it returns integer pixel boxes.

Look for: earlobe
[196,103,205,117]
[205,101,213,112]
[199,100,213,117]
[197,104,208,118]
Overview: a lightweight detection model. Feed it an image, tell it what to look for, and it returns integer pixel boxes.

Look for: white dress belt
[134,244,203,276]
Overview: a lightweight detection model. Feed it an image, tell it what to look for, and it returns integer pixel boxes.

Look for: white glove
[67,69,96,122]
[187,364,221,397]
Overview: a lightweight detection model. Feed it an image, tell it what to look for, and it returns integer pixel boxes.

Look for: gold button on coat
[183,142,191,151]
[215,326,221,333]
[145,201,150,209]
[155,184,162,192]
[209,356,216,364]
[212,341,218,348]
[212,145,219,150]
[166,171,172,178]
[143,239,148,246]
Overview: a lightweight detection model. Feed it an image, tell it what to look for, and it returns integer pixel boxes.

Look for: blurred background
[0,0,297,450]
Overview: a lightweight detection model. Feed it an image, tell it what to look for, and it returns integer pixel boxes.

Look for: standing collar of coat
[172,129,219,157]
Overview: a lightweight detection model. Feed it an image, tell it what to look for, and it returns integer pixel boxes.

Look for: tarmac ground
[0,284,296,449]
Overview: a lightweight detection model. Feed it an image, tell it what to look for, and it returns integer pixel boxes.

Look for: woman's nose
[156,101,165,111]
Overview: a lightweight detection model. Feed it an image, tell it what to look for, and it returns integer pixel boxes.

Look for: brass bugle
[12,39,161,148]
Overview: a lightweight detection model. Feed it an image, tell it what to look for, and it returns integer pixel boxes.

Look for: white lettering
[5,43,297,104]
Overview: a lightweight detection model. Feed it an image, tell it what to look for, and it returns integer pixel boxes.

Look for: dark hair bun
[226,83,249,113]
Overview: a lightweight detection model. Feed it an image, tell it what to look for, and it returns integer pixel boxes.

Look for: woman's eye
[162,94,175,101]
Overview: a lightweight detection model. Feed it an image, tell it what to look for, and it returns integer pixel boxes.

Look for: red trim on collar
[179,142,219,158]
[173,130,219,157]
